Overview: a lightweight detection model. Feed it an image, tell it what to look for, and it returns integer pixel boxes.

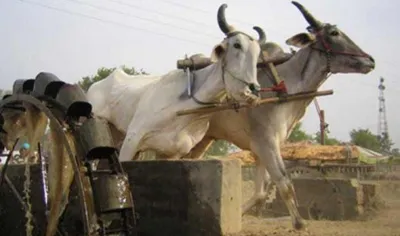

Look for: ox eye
[233,43,242,49]
[330,30,339,36]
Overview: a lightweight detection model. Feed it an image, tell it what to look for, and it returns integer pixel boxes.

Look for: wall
[241,165,379,220]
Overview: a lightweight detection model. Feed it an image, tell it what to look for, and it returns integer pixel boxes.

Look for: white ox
[87,4,266,161]
[184,1,376,231]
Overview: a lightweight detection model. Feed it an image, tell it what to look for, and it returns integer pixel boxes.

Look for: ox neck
[277,46,329,94]
[190,62,226,103]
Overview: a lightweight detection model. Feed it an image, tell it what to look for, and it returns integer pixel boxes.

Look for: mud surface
[239,180,400,236]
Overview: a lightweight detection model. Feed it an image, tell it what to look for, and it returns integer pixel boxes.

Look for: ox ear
[210,41,228,62]
[285,33,316,48]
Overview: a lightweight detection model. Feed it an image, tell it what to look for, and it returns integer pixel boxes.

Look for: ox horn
[217,4,234,35]
[253,26,266,44]
[291,1,323,29]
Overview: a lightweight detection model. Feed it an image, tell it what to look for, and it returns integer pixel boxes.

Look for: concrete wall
[265,178,367,220]
[242,165,379,221]
[0,158,242,236]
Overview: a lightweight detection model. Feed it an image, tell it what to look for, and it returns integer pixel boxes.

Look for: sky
[0,0,399,148]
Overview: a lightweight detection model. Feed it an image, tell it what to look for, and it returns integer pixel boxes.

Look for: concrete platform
[262,178,379,220]
[0,158,242,236]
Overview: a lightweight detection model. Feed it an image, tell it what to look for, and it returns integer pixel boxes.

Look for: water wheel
[0,72,137,235]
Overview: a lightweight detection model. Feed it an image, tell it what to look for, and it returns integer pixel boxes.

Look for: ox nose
[248,83,260,96]
[367,54,375,70]
[368,55,375,63]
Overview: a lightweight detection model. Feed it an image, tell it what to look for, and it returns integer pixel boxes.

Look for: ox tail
[45,120,75,236]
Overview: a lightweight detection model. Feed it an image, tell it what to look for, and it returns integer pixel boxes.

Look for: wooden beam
[176,90,334,116]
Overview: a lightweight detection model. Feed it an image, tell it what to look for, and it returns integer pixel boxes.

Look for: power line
[106,0,214,28]
[349,80,400,93]
[62,0,220,40]
[13,1,400,94]
[18,0,213,47]
[153,0,289,37]
[155,0,212,15]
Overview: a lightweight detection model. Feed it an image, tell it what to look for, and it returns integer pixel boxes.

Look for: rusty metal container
[78,117,117,160]
[12,79,34,94]
[32,72,65,99]
[55,83,92,118]
[93,174,134,213]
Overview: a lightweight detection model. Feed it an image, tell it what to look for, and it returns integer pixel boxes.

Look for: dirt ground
[238,180,400,236]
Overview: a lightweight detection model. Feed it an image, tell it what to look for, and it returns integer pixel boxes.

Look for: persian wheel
[0,72,137,235]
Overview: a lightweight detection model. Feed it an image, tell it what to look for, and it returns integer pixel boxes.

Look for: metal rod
[186,69,192,97]
[4,174,64,236]
[38,142,49,208]
[176,89,334,116]
[4,174,29,212]
[0,138,20,186]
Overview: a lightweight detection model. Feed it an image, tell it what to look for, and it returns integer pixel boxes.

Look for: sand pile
[227,141,360,164]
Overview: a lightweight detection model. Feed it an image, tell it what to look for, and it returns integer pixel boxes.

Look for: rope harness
[182,26,372,113]
[303,28,372,79]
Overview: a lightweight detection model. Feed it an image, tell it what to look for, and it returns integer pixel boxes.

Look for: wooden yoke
[177,56,212,71]
[176,90,334,116]
[176,54,293,71]
[260,49,284,87]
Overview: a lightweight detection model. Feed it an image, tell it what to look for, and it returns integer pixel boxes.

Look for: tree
[391,148,400,157]
[287,122,312,142]
[78,65,148,92]
[313,131,341,145]
[378,133,394,154]
[0,89,12,98]
[205,140,231,156]
[349,128,381,152]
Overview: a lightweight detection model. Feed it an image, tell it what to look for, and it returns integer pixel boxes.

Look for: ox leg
[108,122,125,150]
[119,134,142,162]
[251,139,305,230]
[242,162,269,214]
[182,137,215,159]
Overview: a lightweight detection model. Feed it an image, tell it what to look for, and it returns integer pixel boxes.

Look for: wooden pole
[320,110,325,145]
[176,90,334,116]
[261,50,282,85]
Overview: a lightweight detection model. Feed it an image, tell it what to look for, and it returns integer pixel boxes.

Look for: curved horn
[291,1,322,29]
[253,26,266,44]
[217,4,234,35]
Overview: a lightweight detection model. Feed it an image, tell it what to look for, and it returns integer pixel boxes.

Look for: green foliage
[378,133,394,154]
[349,128,381,152]
[287,122,312,142]
[392,148,400,157]
[313,131,341,145]
[78,65,148,92]
[0,89,12,98]
[205,140,231,156]
[349,129,398,155]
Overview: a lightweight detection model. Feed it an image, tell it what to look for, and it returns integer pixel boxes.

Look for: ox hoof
[293,218,307,230]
